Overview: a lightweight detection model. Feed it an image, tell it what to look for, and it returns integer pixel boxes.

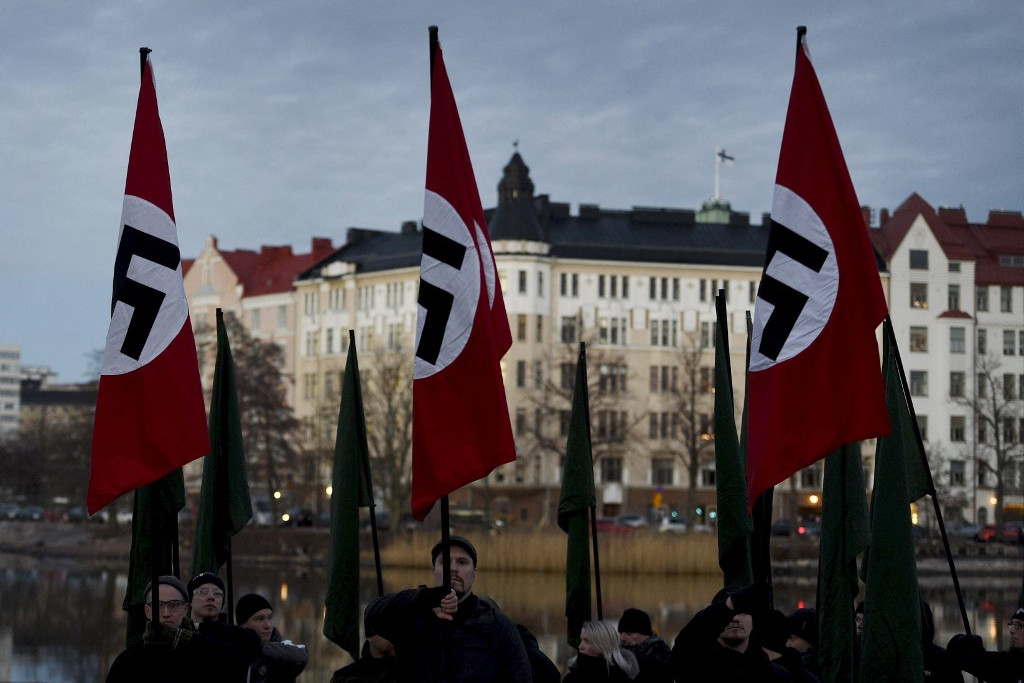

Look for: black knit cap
[187,572,225,601]
[431,535,477,568]
[618,608,653,636]
[1011,607,1024,622]
[787,607,818,648]
[236,593,273,625]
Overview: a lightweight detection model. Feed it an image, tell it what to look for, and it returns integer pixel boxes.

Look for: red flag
[411,36,515,520]
[87,54,209,514]
[746,29,890,508]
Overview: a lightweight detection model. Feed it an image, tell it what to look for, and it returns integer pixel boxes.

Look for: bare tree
[360,343,414,525]
[667,335,716,526]
[958,355,1024,527]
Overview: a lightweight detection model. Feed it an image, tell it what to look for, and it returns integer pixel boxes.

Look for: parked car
[614,513,649,528]
[770,519,793,537]
[279,508,315,527]
[594,517,633,534]
[796,521,821,538]
[0,502,20,520]
[658,516,688,534]
[976,522,1024,544]
[946,522,983,540]
[115,509,133,525]
[16,505,44,521]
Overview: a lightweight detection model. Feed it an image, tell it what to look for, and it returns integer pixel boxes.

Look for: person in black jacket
[365,535,532,683]
[947,606,1024,683]
[106,576,256,683]
[518,623,560,683]
[617,608,671,683]
[669,584,791,683]
[564,620,639,683]
[918,599,963,683]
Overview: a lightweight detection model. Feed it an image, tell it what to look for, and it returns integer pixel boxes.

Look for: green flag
[123,470,185,646]
[193,309,252,577]
[713,293,753,587]
[817,442,869,683]
[324,334,375,660]
[882,318,933,504]
[858,336,924,683]
[557,342,596,649]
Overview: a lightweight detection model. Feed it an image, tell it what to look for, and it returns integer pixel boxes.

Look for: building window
[601,457,623,483]
[917,415,928,441]
[536,316,543,343]
[700,321,716,349]
[948,261,961,272]
[534,361,543,389]
[251,309,261,329]
[978,420,987,444]
[277,305,287,328]
[326,328,335,354]
[650,277,657,301]
[517,315,527,342]
[977,329,987,355]
[949,460,965,487]
[700,279,707,302]
[673,278,680,301]
[559,410,571,437]
[702,468,717,487]
[949,371,965,398]
[515,407,526,436]
[950,327,965,354]
[609,275,617,298]
[1005,330,1016,355]
[518,270,528,294]
[599,317,627,345]
[537,272,544,297]
[599,363,627,394]
[648,413,659,439]
[561,316,579,343]
[950,416,966,442]
[976,286,989,311]
[909,249,929,270]
[910,283,928,309]
[598,275,606,298]
[909,327,928,352]
[1020,332,1024,356]
[749,281,757,304]
[1003,417,1018,443]
[515,360,526,388]
[1000,286,1012,312]
[910,371,928,396]
[977,373,988,398]
[1004,374,1017,401]
[560,363,574,391]
[800,464,821,488]
[652,458,673,486]
[622,276,630,299]
[948,284,960,311]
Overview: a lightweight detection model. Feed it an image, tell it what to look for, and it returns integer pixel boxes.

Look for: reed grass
[377,529,720,575]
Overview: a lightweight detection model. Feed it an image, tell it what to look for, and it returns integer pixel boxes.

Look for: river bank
[1,520,1019,584]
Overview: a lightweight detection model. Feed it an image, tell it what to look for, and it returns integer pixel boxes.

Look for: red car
[975,522,1024,544]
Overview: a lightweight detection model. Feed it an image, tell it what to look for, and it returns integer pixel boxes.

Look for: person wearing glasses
[947,606,1024,683]
[106,575,245,682]
[186,572,262,677]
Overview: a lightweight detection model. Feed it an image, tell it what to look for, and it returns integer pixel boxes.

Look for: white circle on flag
[102,195,187,375]
[749,184,838,371]
[414,190,481,379]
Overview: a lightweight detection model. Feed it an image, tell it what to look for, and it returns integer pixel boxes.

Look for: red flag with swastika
[411,35,516,520]
[87,54,209,514]
[746,29,890,509]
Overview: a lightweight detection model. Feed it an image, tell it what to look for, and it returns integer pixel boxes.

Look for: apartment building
[869,195,1024,525]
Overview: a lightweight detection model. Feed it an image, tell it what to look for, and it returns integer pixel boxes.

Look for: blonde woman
[565,620,639,682]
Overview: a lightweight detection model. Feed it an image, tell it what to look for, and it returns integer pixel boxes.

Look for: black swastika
[416,226,467,365]
[757,220,829,361]
[111,224,181,361]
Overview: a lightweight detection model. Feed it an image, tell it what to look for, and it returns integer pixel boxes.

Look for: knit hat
[618,608,653,636]
[759,609,791,654]
[144,575,189,603]
[431,535,478,568]
[1011,607,1024,622]
[187,572,225,601]
[236,593,273,625]
[787,608,818,648]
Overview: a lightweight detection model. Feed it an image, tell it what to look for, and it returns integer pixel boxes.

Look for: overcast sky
[2,2,1021,383]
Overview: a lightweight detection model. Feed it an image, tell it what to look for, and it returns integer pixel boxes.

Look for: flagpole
[576,342,603,621]
[137,46,163,632]
[884,317,972,634]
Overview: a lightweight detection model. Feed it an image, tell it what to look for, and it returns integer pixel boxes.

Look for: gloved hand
[946,633,983,660]
[416,585,452,610]
[729,583,772,616]
[144,621,194,650]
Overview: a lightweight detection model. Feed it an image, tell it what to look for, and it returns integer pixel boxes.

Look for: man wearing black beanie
[236,592,308,683]
[947,606,1024,683]
[618,607,672,683]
